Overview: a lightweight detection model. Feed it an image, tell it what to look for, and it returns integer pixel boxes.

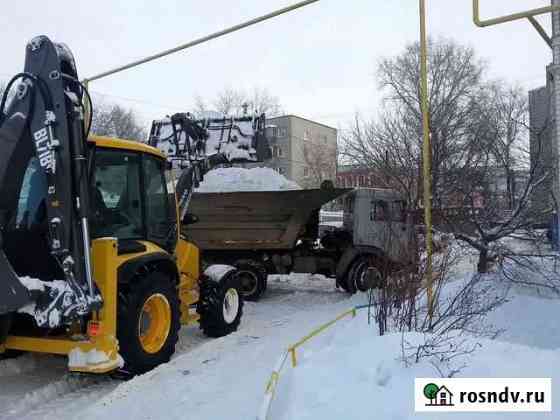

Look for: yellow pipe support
[419,0,434,324]
[473,0,560,27]
[83,0,320,84]
[288,308,356,367]
[289,347,297,367]
[265,371,280,394]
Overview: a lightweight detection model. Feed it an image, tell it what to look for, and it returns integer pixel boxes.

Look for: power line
[89,89,187,112]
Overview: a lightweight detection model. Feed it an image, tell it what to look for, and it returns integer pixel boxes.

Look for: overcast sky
[0,0,554,130]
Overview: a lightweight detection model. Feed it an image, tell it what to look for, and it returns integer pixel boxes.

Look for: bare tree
[195,87,283,117]
[367,235,507,377]
[448,98,551,273]
[342,38,486,209]
[342,37,551,273]
[91,101,147,141]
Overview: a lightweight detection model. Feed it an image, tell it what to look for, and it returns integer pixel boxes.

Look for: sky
[0,0,554,131]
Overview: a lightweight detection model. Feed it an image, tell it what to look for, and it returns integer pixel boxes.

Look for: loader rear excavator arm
[0,36,101,327]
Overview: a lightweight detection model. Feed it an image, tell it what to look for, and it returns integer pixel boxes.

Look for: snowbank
[196,167,301,193]
[272,310,560,420]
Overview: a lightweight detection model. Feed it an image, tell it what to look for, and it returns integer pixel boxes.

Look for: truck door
[370,199,412,264]
[390,200,414,264]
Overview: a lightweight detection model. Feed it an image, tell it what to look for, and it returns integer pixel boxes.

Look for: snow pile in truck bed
[196,167,301,193]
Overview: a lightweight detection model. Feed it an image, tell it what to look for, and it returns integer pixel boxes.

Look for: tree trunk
[477,248,489,273]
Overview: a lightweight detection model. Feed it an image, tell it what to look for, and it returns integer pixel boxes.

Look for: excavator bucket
[0,250,31,315]
[0,91,35,315]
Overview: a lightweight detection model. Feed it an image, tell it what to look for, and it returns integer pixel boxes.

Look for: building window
[304,167,309,177]
[278,127,288,138]
[303,129,311,141]
[277,146,283,157]
[322,135,328,144]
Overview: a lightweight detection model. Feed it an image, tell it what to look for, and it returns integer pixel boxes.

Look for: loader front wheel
[197,272,243,338]
[117,272,180,375]
[0,314,11,345]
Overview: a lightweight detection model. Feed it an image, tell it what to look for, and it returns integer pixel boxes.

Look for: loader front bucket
[0,98,35,316]
[0,248,31,315]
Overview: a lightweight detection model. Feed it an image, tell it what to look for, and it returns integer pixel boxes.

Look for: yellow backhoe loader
[0,36,265,375]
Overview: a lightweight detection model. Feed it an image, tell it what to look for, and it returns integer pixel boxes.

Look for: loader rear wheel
[0,314,11,345]
[197,272,243,338]
[234,260,267,301]
[117,272,180,375]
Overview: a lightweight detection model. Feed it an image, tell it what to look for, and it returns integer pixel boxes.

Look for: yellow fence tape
[257,306,366,420]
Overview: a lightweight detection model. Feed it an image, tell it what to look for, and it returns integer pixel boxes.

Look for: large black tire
[351,257,371,292]
[0,314,11,345]
[197,272,243,338]
[234,260,267,301]
[343,267,358,294]
[336,277,350,292]
[117,272,180,375]
[347,256,384,292]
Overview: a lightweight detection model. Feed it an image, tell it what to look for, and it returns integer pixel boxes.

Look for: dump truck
[184,187,416,300]
[0,36,269,375]
[148,116,416,302]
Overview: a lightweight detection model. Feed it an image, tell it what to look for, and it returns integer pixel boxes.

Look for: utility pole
[552,0,560,248]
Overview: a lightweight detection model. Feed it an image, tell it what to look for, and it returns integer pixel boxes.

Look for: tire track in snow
[1,370,115,420]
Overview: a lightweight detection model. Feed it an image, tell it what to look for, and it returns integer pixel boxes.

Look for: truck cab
[342,188,414,265]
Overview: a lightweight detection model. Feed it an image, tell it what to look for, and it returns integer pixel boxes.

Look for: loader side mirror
[182,212,199,225]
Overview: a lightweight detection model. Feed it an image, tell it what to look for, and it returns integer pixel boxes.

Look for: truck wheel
[336,278,350,292]
[344,270,357,294]
[198,272,243,338]
[349,257,382,292]
[234,260,267,301]
[117,272,180,375]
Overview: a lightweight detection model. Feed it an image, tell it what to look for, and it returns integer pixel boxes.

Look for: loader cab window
[91,150,144,240]
[142,156,174,248]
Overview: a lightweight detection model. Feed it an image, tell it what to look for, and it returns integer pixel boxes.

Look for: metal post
[473,0,560,27]
[552,0,560,250]
[419,0,434,324]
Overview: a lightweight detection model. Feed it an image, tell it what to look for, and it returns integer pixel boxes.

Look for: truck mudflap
[0,249,31,315]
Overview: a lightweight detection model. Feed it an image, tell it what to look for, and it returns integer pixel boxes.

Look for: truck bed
[185,188,349,250]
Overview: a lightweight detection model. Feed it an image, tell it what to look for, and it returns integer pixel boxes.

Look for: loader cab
[89,137,177,253]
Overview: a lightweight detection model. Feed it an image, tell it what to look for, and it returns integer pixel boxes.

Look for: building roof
[267,114,337,132]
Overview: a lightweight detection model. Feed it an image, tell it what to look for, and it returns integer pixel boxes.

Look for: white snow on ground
[272,316,560,420]
[0,274,355,420]
[2,239,560,420]
[196,167,301,193]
